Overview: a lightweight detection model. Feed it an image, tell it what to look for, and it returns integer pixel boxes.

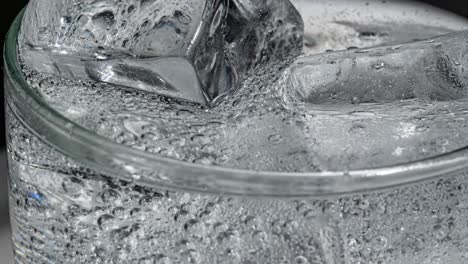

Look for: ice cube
[20,0,304,105]
[288,31,468,104]
[225,0,304,81]
[20,0,228,104]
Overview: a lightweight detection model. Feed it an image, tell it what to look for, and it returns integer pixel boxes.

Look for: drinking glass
[5,1,468,263]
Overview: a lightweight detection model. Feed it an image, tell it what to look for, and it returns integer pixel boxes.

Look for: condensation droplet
[98,214,116,231]
[268,134,283,144]
[92,11,115,29]
[295,255,310,264]
[372,235,388,251]
[100,189,121,204]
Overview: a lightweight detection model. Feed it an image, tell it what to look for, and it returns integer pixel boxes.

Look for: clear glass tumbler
[5,1,468,264]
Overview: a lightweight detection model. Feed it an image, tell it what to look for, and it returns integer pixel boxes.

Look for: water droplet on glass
[154,254,172,264]
[98,214,116,231]
[62,177,84,197]
[100,189,121,204]
[372,235,388,251]
[268,134,283,144]
[373,62,385,70]
[295,255,310,264]
[351,97,361,104]
[92,11,115,29]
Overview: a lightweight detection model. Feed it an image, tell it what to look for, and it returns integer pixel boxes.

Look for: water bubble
[280,256,291,264]
[184,219,201,232]
[94,246,108,258]
[139,195,161,208]
[183,249,202,264]
[307,238,319,252]
[348,238,359,252]
[431,256,443,264]
[349,123,366,134]
[193,157,214,165]
[213,222,229,233]
[97,214,116,231]
[303,209,319,219]
[351,97,361,105]
[244,215,263,230]
[92,11,116,29]
[62,177,84,197]
[295,256,309,264]
[225,248,241,261]
[191,134,210,145]
[169,138,186,146]
[100,189,121,204]
[174,209,189,221]
[112,207,126,218]
[217,229,240,244]
[268,134,283,144]
[358,199,370,210]
[176,239,192,251]
[271,220,283,235]
[139,256,157,264]
[60,16,72,26]
[252,230,268,244]
[416,125,430,132]
[132,174,143,181]
[373,62,385,70]
[214,154,229,164]
[434,226,447,241]
[130,207,141,217]
[154,254,172,264]
[308,255,323,264]
[30,236,45,248]
[284,219,300,234]
[372,236,388,251]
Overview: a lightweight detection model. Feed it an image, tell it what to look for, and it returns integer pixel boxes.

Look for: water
[7,106,468,263]
[8,0,468,263]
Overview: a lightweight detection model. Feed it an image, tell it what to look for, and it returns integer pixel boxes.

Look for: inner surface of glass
[5,0,468,197]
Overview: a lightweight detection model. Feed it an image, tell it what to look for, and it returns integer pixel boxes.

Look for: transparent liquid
[8,0,468,263]
[19,0,468,172]
[7,102,468,264]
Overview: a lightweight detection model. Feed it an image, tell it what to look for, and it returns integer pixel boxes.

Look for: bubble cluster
[7,108,468,263]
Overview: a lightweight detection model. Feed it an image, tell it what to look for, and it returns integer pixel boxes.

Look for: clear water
[18,0,468,172]
[7,103,468,263]
[8,0,468,263]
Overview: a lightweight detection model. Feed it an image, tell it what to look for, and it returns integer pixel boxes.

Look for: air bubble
[100,189,121,204]
[97,214,116,231]
[372,236,388,251]
[92,11,116,29]
[62,177,84,197]
[268,134,283,144]
[295,256,309,264]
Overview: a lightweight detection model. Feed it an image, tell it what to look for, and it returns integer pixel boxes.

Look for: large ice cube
[225,0,304,81]
[20,0,228,104]
[289,31,468,104]
[20,0,304,105]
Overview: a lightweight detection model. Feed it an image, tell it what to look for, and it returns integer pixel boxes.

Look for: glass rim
[5,8,468,198]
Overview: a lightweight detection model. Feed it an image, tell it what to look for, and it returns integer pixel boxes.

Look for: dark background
[2,0,468,147]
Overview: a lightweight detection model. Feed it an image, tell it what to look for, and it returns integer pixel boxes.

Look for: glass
[5,1,468,263]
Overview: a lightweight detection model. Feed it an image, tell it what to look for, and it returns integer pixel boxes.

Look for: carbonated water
[7,0,468,263]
